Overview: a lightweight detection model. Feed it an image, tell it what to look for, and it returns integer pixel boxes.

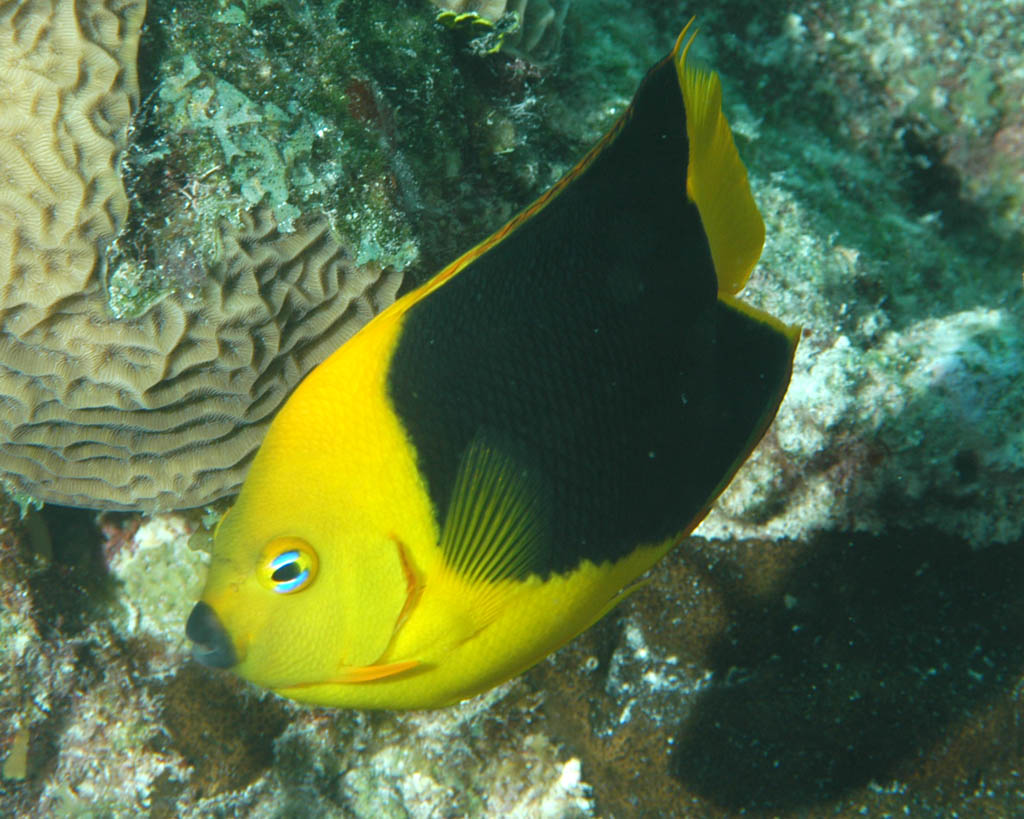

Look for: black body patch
[387,55,792,576]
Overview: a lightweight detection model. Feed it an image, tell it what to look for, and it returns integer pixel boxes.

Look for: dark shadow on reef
[27,506,111,638]
[669,528,1024,812]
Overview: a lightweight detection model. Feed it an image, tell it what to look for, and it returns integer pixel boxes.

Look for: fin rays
[441,435,548,586]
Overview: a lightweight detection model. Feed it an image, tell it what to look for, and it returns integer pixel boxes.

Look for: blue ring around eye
[258,538,319,594]
[274,567,310,594]
[269,550,301,572]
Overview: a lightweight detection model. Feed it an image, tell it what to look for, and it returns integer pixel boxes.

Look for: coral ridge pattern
[0,0,401,510]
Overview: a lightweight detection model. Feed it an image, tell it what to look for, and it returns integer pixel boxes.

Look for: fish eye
[258,537,319,594]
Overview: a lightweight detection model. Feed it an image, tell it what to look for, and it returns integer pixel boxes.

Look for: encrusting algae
[186,22,798,710]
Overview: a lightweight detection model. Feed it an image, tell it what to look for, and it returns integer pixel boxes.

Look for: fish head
[185,485,418,694]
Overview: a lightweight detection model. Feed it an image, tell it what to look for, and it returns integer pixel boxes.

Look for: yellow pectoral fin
[430,432,554,632]
[441,433,549,585]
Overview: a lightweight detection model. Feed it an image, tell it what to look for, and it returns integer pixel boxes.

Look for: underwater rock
[796,1,1024,236]
[431,0,571,61]
[682,0,1024,549]
[529,532,1024,815]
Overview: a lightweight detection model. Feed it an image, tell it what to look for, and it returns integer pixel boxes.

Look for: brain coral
[0,0,401,510]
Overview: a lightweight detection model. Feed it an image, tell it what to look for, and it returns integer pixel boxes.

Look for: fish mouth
[185,601,238,669]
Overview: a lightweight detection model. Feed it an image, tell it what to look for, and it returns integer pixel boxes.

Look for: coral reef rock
[0,0,401,511]
[432,0,571,60]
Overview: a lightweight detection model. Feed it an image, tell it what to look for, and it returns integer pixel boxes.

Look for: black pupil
[271,562,301,583]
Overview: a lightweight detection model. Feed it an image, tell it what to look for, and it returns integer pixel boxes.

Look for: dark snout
[185,601,237,668]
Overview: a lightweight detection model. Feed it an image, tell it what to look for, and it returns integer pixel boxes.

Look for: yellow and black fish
[185,22,798,709]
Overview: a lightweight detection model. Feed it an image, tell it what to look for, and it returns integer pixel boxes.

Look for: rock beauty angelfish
[185,21,799,710]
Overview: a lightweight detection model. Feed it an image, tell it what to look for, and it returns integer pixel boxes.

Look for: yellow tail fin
[674,23,765,295]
